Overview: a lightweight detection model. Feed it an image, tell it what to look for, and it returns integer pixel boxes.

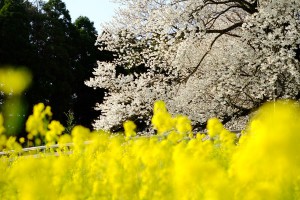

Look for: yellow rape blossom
[153,100,168,114]
[26,103,53,142]
[0,113,5,135]
[5,136,22,151]
[123,120,136,138]
[0,134,7,151]
[207,117,224,138]
[48,120,65,136]
[19,137,25,144]
[151,100,174,134]
[71,125,90,148]
[46,120,65,144]
[1,100,300,199]
[58,134,72,146]
[0,67,32,95]
[174,115,192,134]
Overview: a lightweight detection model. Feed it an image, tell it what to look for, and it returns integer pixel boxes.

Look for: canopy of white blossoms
[86,0,300,132]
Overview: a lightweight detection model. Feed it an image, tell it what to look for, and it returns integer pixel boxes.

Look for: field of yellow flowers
[1,68,300,199]
[0,100,300,199]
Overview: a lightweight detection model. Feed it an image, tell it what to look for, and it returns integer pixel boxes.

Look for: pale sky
[61,0,120,33]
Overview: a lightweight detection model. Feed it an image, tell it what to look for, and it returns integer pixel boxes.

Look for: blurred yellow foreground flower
[0,67,32,95]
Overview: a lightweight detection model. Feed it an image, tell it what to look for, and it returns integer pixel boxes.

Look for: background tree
[71,16,107,129]
[86,0,300,132]
[0,0,36,134]
[27,0,75,123]
[0,0,107,132]
[0,0,32,65]
[217,0,300,126]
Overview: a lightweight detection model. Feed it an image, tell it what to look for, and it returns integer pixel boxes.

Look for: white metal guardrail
[0,141,93,156]
[0,130,242,157]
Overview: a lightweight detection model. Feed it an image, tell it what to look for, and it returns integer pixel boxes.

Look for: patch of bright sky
[62,0,120,33]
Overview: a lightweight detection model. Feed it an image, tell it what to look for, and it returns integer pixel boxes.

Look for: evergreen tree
[71,16,105,129]
[0,0,109,132]
[0,0,32,65]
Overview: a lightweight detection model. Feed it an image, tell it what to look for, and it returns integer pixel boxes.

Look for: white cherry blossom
[86,0,300,132]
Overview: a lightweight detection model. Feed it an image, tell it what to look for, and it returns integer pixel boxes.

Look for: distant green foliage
[0,0,112,131]
[64,110,75,134]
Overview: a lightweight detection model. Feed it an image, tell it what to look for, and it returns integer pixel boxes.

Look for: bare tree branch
[181,22,243,83]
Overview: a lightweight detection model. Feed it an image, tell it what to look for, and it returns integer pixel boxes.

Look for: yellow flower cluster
[123,120,136,138]
[46,120,65,144]
[25,103,64,146]
[1,100,300,199]
[151,100,192,137]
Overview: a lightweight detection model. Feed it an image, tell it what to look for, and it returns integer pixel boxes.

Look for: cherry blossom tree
[216,0,300,128]
[86,0,300,132]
